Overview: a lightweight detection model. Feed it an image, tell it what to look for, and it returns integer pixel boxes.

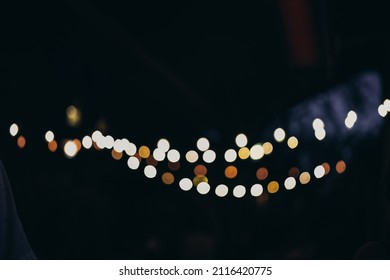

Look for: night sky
[1,0,390,259]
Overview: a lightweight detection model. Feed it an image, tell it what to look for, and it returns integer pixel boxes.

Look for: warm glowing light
[263,142,273,155]
[17,136,26,149]
[162,172,175,185]
[157,138,170,152]
[146,156,158,166]
[215,184,228,197]
[203,150,216,163]
[233,185,246,198]
[144,165,157,178]
[224,165,238,179]
[125,142,137,156]
[224,149,237,162]
[82,136,93,149]
[238,147,250,160]
[185,150,199,163]
[267,181,279,194]
[168,161,180,171]
[250,184,263,197]
[273,128,286,142]
[179,178,193,191]
[256,167,268,180]
[312,118,324,130]
[197,182,210,195]
[66,105,81,127]
[64,140,77,158]
[315,129,326,140]
[196,137,210,152]
[111,150,123,160]
[314,165,325,179]
[250,144,264,160]
[167,149,180,163]
[73,139,82,151]
[127,156,140,170]
[299,172,311,184]
[287,136,298,149]
[336,160,347,174]
[45,131,54,142]
[284,177,296,190]
[322,162,330,175]
[289,167,300,178]
[153,148,166,162]
[48,140,58,152]
[194,164,207,176]
[193,175,208,186]
[139,146,151,159]
[378,104,387,117]
[10,123,19,137]
[235,133,248,148]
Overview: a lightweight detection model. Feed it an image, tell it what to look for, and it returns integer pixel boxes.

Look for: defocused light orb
[66,105,81,127]
[153,148,166,161]
[125,142,137,156]
[273,128,286,142]
[111,150,123,160]
[162,172,175,185]
[104,135,115,149]
[347,110,357,122]
[82,136,93,149]
[235,133,248,148]
[314,165,325,178]
[315,129,326,140]
[168,161,181,171]
[64,140,77,158]
[224,149,237,162]
[157,138,170,152]
[384,99,390,111]
[299,172,311,184]
[146,156,158,166]
[203,150,216,163]
[267,181,279,193]
[144,165,157,178]
[92,130,103,142]
[73,139,82,151]
[194,164,207,176]
[262,142,273,155]
[345,118,355,129]
[179,178,193,191]
[336,160,347,174]
[167,149,180,162]
[256,167,268,180]
[48,140,58,152]
[250,144,264,160]
[215,184,228,197]
[287,136,299,149]
[139,146,151,159]
[250,184,263,197]
[322,162,330,175]
[193,175,208,186]
[17,136,26,149]
[312,118,324,130]
[238,147,250,160]
[45,131,54,142]
[197,182,210,195]
[185,150,199,163]
[127,156,140,170]
[378,104,387,117]
[224,165,238,179]
[113,139,126,153]
[284,177,296,190]
[10,123,19,137]
[289,167,300,178]
[233,185,246,198]
[197,137,210,152]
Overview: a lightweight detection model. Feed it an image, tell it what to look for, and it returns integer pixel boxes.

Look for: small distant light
[238,147,250,160]
[167,149,180,163]
[256,167,268,180]
[144,165,157,178]
[215,184,229,197]
[378,104,387,117]
[233,185,246,198]
[250,144,264,160]
[194,164,207,176]
[193,175,208,186]
[82,136,93,149]
[111,149,123,160]
[273,128,286,142]
[384,99,390,111]
[322,162,330,175]
[162,172,175,185]
[10,123,19,137]
[185,150,199,163]
[250,184,263,197]
[336,160,347,174]
[262,142,273,155]
[127,156,140,170]
[48,140,58,152]
[179,178,193,191]
[197,182,210,195]
[224,149,237,162]
[312,118,324,130]
[125,142,137,156]
[153,148,166,161]
[235,133,248,148]
[139,146,151,159]
[284,177,296,190]
[64,140,77,158]
[203,150,216,163]
[197,137,210,152]
[314,165,325,179]
[289,167,300,178]
[157,138,170,152]
[315,129,326,140]
[287,136,299,149]
[267,181,279,194]
[225,165,238,179]
[45,131,55,142]
[17,136,26,149]
[299,172,311,184]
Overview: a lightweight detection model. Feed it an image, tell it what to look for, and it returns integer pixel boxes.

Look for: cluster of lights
[7,98,390,199]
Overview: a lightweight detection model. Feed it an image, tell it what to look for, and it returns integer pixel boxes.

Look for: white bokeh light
[284,177,296,190]
[315,129,326,140]
[273,128,286,142]
[45,131,54,142]
[224,149,237,162]
[197,137,210,152]
[64,141,78,158]
[233,185,246,198]
[153,148,166,161]
[179,178,193,191]
[9,123,19,137]
[127,156,140,170]
[125,142,137,156]
[203,150,216,163]
[167,149,180,163]
[113,139,126,152]
[378,104,387,117]
[250,184,263,197]
[185,150,199,163]
[144,165,157,178]
[235,133,248,148]
[91,130,103,142]
[104,135,115,149]
[249,144,264,160]
[197,182,210,195]
[157,138,170,152]
[312,118,325,130]
[215,184,229,197]
[384,99,390,111]
[314,165,326,179]
[82,136,93,149]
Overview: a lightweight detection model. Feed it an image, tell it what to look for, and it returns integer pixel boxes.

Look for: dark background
[1,0,390,259]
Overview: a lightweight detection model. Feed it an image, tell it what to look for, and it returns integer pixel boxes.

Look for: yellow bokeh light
[262,142,273,155]
[139,146,150,159]
[287,136,299,149]
[17,136,26,149]
[225,165,238,179]
[193,175,208,186]
[66,105,81,127]
[162,172,175,185]
[267,181,279,194]
[336,160,347,174]
[238,147,250,160]
[299,172,311,184]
